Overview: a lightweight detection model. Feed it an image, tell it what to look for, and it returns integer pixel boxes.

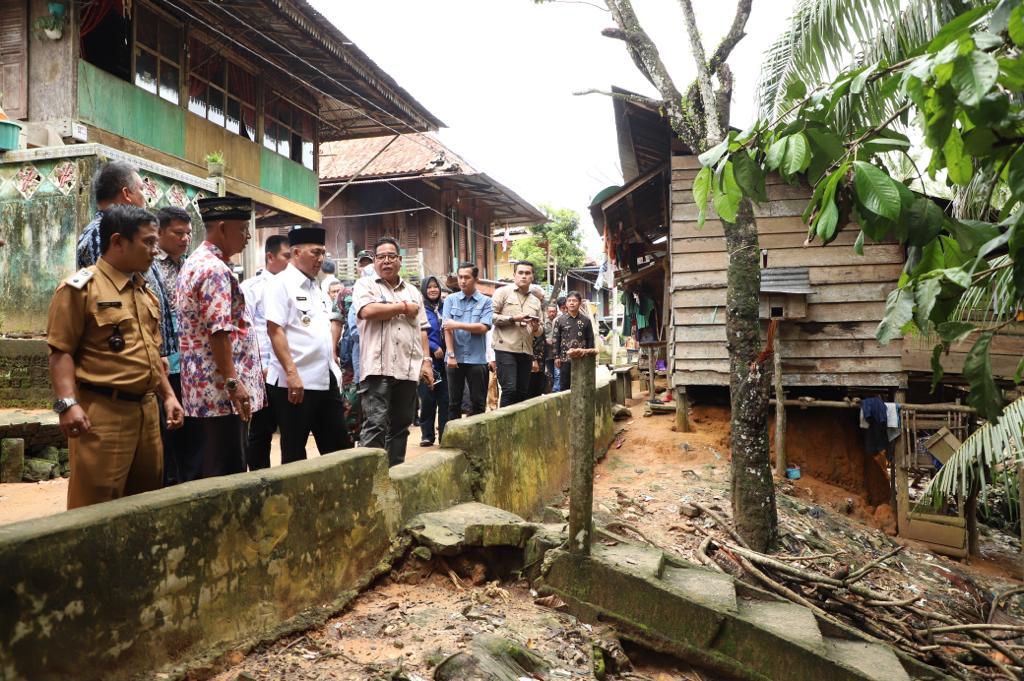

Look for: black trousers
[162,373,202,484]
[447,363,488,421]
[246,385,278,471]
[528,369,545,398]
[495,350,533,407]
[194,414,247,479]
[359,375,418,466]
[268,372,352,464]
[560,361,573,392]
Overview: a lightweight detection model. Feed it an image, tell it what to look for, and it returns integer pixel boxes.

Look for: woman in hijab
[419,275,449,446]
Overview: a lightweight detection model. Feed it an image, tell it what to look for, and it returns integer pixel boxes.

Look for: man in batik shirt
[176,197,264,478]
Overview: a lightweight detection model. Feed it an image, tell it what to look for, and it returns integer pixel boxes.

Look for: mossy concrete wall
[0,381,613,680]
[0,339,52,408]
[442,377,614,518]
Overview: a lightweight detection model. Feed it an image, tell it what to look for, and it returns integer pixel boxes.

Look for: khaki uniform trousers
[67,391,163,509]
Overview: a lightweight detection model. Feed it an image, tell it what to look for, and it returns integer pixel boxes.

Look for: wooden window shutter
[475,228,485,268]
[0,0,28,120]
[365,222,380,250]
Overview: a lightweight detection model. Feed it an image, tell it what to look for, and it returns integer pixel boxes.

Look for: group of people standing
[47,160,595,511]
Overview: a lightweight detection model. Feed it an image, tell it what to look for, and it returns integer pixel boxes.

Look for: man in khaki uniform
[48,205,184,509]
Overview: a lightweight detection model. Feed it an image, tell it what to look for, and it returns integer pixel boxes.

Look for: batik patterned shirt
[176,241,265,417]
[553,312,595,361]
[75,211,103,270]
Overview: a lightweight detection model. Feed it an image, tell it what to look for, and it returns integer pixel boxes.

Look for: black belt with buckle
[79,383,150,402]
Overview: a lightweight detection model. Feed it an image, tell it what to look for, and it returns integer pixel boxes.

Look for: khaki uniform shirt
[352,275,429,382]
[491,284,543,356]
[47,258,163,395]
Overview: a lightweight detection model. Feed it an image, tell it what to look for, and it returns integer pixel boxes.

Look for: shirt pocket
[92,305,136,349]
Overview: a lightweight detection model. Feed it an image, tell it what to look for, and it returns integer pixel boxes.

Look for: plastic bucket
[0,120,22,151]
[785,465,801,480]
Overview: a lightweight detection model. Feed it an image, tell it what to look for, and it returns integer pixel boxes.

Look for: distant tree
[510,237,550,283]
[510,205,586,290]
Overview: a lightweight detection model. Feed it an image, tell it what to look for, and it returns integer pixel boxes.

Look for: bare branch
[709,0,753,73]
[677,0,722,144]
[573,88,663,107]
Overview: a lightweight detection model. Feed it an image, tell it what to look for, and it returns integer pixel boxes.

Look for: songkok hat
[197,196,253,221]
[356,249,374,263]
[288,226,326,246]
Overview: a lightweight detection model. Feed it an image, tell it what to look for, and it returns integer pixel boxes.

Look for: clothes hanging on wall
[860,397,890,454]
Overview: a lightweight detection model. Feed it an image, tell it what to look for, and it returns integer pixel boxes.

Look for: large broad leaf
[698,138,730,168]
[815,200,840,243]
[937,320,977,344]
[853,161,901,220]
[952,51,999,107]
[782,132,811,177]
[713,161,741,223]
[905,197,946,247]
[765,136,788,172]
[692,166,712,229]
[731,151,768,203]
[877,286,914,345]
[931,344,945,393]
[928,5,995,51]
[1010,5,1024,47]
[914,276,943,330]
[963,332,1003,422]
[942,127,973,185]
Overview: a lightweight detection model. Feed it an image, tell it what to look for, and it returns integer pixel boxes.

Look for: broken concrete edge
[0,379,613,681]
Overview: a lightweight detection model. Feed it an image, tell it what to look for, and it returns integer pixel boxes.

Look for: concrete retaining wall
[0,338,52,409]
[0,379,613,680]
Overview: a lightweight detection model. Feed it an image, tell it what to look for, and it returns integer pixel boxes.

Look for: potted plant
[205,151,225,177]
[33,13,64,40]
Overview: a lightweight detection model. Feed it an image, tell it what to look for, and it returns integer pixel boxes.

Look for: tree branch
[677,0,722,144]
[573,88,663,107]
[709,0,753,73]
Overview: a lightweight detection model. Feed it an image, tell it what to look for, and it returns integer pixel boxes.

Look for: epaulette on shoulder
[64,268,95,290]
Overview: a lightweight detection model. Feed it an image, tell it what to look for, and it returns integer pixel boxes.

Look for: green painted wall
[77,61,186,158]
[259,147,318,209]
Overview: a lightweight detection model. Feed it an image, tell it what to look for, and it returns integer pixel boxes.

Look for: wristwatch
[446,352,456,359]
[53,397,78,414]
[225,378,239,392]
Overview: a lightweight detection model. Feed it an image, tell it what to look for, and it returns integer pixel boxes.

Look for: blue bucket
[785,465,801,480]
[0,120,22,151]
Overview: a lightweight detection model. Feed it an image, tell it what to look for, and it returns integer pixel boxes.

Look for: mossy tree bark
[725,199,778,551]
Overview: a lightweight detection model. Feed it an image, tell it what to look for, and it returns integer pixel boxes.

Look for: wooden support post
[675,386,691,432]
[773,340,786,478]
[568,348,598,556]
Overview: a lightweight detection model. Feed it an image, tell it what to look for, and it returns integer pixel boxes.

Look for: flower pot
[207,162,225,177]
[0,120,23,151]
[43,27,62,40]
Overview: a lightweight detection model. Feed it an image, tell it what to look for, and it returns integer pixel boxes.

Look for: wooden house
[593,90,1023,396]
[318,133,544,287]
[0,0,440,332]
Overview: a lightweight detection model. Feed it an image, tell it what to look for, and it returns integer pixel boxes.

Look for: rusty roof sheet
[320,133,475,182]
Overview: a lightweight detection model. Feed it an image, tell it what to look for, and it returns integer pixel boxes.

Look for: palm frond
[922,395,1024,503]
[757,0,973,122]
[952,255,1021,324]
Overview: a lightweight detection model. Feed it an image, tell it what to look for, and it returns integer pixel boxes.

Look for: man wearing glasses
[264,226,352,462]
[352,236,433,466]
[176,197,265,478]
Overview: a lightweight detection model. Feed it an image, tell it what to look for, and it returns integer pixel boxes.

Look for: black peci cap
[288,226,326,246]
[197,197,253,221]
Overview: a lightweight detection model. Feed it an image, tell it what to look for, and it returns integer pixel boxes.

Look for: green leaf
[943,127,974,186]
[937,321,977,344]
[914,276,942,330]
[905,197,946,247]
[854,230,865,255]
[782,133,811,177]
[1010,5,1024,47]
[998,56,1024,90]
[850,62,877,94]
[712,162,741,223]
[941,267,971,288]
[930,344,945,393]
[963,332,1003,422]
[731,151,768,203]
[990,0,1018,35]
[951,51,999,107]
[928,5,994,51]
[692,166,712,229]
[765,136,788,172]
[785,80,807,101]
[698,138,729,168]
[877,286,914,345]
[972,30,1004,50]
[852,161,901,220]
[815,200,840,243]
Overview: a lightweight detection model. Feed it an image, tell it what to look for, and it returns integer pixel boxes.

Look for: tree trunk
[773,339,786,478]
[966,479,980,558]
[724,198,778,552]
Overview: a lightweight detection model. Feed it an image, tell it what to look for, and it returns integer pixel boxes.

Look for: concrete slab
[407,502,531,556]
[660,565,737,613]
[824,639,910,681]
[591,540,665,578]
[737,599,824,650]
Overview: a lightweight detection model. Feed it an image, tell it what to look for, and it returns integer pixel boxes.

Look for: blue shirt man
[442,263,493,419]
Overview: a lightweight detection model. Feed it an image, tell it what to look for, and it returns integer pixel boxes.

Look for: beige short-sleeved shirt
[353,275,428,382]
[490,284,544,356]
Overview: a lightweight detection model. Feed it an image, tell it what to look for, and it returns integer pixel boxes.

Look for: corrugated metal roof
[760,267,812,294]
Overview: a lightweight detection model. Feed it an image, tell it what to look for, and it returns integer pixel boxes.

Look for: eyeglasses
[375,253,401,262]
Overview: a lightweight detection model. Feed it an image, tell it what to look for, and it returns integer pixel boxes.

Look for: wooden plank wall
[669,154,906,389]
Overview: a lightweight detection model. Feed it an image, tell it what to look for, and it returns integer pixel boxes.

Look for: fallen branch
[845,546,904,585]
[693,502,751,550]
[927,624,1024,635]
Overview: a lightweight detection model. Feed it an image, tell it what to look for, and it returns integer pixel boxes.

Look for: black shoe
[419,439,433,447]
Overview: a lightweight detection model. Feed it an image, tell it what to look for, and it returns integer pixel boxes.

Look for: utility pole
[568,348,599,555]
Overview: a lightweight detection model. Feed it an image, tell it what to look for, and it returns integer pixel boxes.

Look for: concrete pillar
[568,348,598,555]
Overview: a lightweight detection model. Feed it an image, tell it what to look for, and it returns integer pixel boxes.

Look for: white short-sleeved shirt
[264,263,340,390]
[240,269,275,368]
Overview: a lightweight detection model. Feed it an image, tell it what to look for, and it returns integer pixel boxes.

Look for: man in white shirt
[240,235,291,469]
[264,227,352,463]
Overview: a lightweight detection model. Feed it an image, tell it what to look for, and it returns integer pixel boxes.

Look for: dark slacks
[160,373,201,484]
[560,361,573,392]
[418,378,449,444]
[495,350,533,407]
[528,368,545,398]
[447,363,488,420]
[194,414,247,478]
[268,372,352,464]
[246,385,278,471]
[360,375,418,466]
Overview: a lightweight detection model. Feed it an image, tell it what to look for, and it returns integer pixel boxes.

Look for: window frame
[131,2,183,106]
[186,29,259,142]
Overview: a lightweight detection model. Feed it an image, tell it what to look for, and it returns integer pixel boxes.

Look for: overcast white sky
[312,0,798,257]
